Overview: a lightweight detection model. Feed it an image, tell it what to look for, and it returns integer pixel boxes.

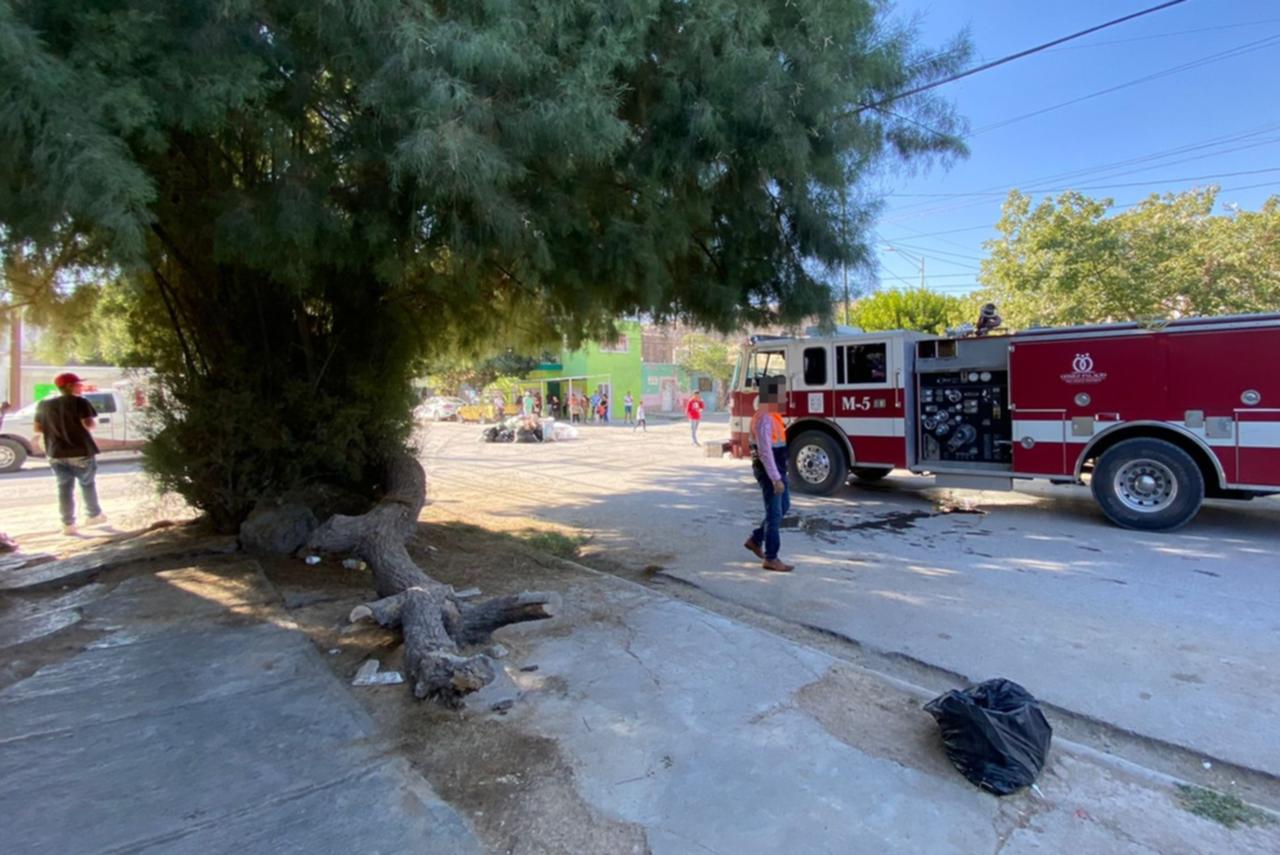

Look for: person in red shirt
[685,390,706,446]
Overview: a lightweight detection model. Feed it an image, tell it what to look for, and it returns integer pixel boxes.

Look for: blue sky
[868,0,1280,297]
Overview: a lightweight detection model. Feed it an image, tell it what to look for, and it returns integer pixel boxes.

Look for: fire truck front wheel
[789,431,847,495]
[1091,438,1204,531]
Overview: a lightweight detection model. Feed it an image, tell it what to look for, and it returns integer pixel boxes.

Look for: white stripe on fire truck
[1239,421,1280,449]
[832,417,905,438]
[1012,419,1280,449]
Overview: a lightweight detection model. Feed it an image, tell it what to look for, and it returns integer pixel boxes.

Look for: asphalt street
[417,416,1280,781]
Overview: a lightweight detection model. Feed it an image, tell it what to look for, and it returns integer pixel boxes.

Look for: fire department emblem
[1062,352,1107,385]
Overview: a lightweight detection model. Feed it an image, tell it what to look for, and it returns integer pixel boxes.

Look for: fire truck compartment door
[1236,409,1280,487]
[1012,410,1069,475]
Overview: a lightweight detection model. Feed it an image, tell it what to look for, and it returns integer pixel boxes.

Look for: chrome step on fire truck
[728,312,1280,531]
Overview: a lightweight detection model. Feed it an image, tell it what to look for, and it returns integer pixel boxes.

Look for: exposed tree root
[306,452,557,705]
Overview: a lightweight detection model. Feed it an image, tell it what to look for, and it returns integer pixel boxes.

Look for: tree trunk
[304,452,557,705]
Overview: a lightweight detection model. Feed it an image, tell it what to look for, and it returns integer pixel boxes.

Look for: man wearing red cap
[34,373,106,535]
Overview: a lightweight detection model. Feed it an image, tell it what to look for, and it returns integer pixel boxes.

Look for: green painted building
[526,321,644,420]
[520,321,726,419]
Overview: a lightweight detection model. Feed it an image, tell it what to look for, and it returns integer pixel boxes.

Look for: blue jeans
[750,452,791,561]
[50,456,102,526]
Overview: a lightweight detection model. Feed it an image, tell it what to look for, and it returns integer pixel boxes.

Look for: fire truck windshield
[745,350,787,387]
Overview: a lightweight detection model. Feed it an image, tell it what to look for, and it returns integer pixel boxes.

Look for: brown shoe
[743,538,765,559]
[761,558,794,573]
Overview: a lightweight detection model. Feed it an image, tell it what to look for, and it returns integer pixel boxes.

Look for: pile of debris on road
[480,416,579,444]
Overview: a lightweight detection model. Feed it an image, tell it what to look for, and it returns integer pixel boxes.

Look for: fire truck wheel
[1091,438,1204,531]
[789,431,847,495]
[0,438,27,473]
[851,467,891,483]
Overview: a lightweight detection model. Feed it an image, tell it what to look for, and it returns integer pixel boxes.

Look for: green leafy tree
[846,286,970,334]
[427,351,542,397]
[977,188,1280,328]
[30,278,141,365]
[1,1,966,527]
[676,332,739,402]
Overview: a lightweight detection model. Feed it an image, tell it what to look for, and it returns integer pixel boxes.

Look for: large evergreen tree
[2,1,965,700]
[3,0,965,521]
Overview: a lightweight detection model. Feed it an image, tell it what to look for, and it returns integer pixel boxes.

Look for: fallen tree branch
[308,452,556,705]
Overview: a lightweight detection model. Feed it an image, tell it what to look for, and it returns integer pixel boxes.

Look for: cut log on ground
[305,452,557,705]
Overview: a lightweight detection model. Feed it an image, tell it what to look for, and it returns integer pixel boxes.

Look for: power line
[1042,18,1280,52]
[889,122,1280,210]
[1110,178,1280,209]
[854,0,1189,114]
[972,34,1280,136]
[879,224,993,239]
[877,238,985,263]
[882,123,1280,223]
[887,166,1280,198]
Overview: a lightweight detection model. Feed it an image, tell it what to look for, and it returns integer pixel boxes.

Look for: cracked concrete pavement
[7,546,1273,854]
[418,417,1280,784]
[0,560,484,854]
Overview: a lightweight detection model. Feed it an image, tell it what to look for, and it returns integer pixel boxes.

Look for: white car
[0,386,151,473]
[413,396,466,423]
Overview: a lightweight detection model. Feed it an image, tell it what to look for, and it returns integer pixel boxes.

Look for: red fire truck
[728,313,1280,531]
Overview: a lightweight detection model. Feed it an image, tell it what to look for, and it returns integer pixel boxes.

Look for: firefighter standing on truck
[743,378,794,572]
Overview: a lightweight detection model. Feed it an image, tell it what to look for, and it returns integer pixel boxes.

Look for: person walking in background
[633,400,647,432]
[33,373,107,536]
[685,389,706,445]
[522,390,535,417]
[623,391,634,423]
[743,379,793,572]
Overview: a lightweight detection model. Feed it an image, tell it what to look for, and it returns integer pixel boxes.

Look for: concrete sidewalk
[480,572,1280,855]
[0,560,482,854]
[3,544,1275,853]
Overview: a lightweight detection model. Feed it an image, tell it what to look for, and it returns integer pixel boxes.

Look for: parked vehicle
[413,396,465,422]
[728,313,1280,531]
[0,383,151,473]
[456,401,500,423]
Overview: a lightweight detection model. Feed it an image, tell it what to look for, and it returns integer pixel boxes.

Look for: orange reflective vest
[750,411,787,448]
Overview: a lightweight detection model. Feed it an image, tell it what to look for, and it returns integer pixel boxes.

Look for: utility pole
[840,188,850,326]
[7,307,21,408]
[842,263,850,326]
[882,243,928,292]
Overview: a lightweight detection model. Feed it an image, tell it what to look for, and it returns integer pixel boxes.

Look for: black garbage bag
[923,678,1052,796]
[481,427,500,443]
